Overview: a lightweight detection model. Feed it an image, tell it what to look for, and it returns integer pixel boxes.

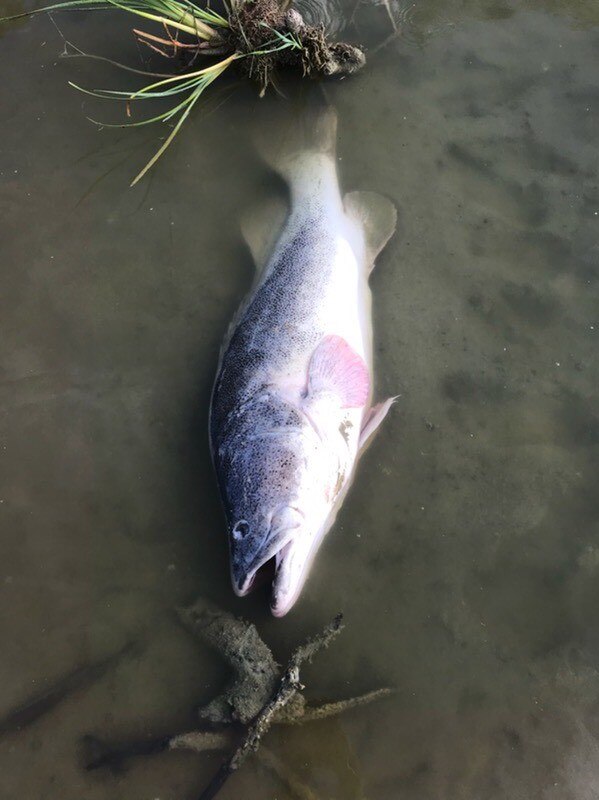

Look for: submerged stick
[170,735,319,800]
[78,602,392,797]
[169,730,234,754]
[83,728,234,772]
[197,614,344,800]
[289,687,394,724]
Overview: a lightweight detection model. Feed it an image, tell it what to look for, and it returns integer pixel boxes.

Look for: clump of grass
[1,0,365,184]
[70,52,241,184]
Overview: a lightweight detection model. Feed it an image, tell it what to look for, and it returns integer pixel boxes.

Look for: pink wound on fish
[307,335,370,408]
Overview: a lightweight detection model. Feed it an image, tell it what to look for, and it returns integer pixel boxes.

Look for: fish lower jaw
[231,533,295,602]
[270,540,301,617]
[270,601,291,618]
[270,582,301,617]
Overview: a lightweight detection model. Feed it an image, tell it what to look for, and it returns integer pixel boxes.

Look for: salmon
[210,104,396,616]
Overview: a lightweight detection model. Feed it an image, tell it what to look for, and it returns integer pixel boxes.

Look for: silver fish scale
[211,212,337,461]
[209,207,343,560]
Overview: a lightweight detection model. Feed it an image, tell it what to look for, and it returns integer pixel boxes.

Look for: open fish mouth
[270,539,298,617]
[230,505,307,612]
[232,536,306,618]
[231,528,298,599]
[233,555,275,596]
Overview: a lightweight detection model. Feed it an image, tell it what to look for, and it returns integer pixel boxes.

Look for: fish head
[221,426,331,616]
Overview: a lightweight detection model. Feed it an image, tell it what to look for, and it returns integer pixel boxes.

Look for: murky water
[1,0,598,797]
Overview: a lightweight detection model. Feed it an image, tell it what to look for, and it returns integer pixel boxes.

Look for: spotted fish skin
[210,107,396,616]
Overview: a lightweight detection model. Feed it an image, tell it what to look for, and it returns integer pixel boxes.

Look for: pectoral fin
[344,191,397,272]
[307,335,370,409]
[359,397,397,453]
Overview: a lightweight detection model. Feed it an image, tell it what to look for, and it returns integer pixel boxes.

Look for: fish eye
[232,520,250,540]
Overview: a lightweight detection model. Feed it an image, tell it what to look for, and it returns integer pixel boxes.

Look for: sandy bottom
[0,1,598,797]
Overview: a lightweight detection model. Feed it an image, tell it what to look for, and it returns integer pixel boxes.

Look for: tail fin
[254,95,338,184]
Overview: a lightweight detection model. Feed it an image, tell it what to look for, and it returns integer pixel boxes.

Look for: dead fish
[210,103,397,617]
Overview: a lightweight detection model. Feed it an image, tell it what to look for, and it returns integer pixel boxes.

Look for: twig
[132,31,228,57]
[170,734,320,800]
[168,730,234,753]
[134,28,198,51]
[134,34,175,58]
[60,40,175,78]
[47,12,174,77]
[196,615,344,800]
[79,603,392,798]
[288,687,394,724]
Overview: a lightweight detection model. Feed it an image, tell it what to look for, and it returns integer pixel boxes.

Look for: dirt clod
[225,0,365,92]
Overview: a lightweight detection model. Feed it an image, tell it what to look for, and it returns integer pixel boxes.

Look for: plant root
[227,0,365,93]
[0,0,367,182]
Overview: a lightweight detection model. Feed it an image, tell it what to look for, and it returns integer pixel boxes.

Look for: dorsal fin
[344,191,397,271]
[240,195,288,270]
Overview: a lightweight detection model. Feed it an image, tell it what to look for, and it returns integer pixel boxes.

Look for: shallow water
[1,0,598,797]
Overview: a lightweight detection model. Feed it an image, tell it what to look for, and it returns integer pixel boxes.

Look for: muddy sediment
[225,0,365,90]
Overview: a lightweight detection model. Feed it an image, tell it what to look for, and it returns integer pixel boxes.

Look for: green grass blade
[130,53,237,97]
[130,59,229,185]
[1,0,218,39]
[1,0,114,21]
[69,76,203,99]
[88,92,196,126]
[102,0,206,36]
